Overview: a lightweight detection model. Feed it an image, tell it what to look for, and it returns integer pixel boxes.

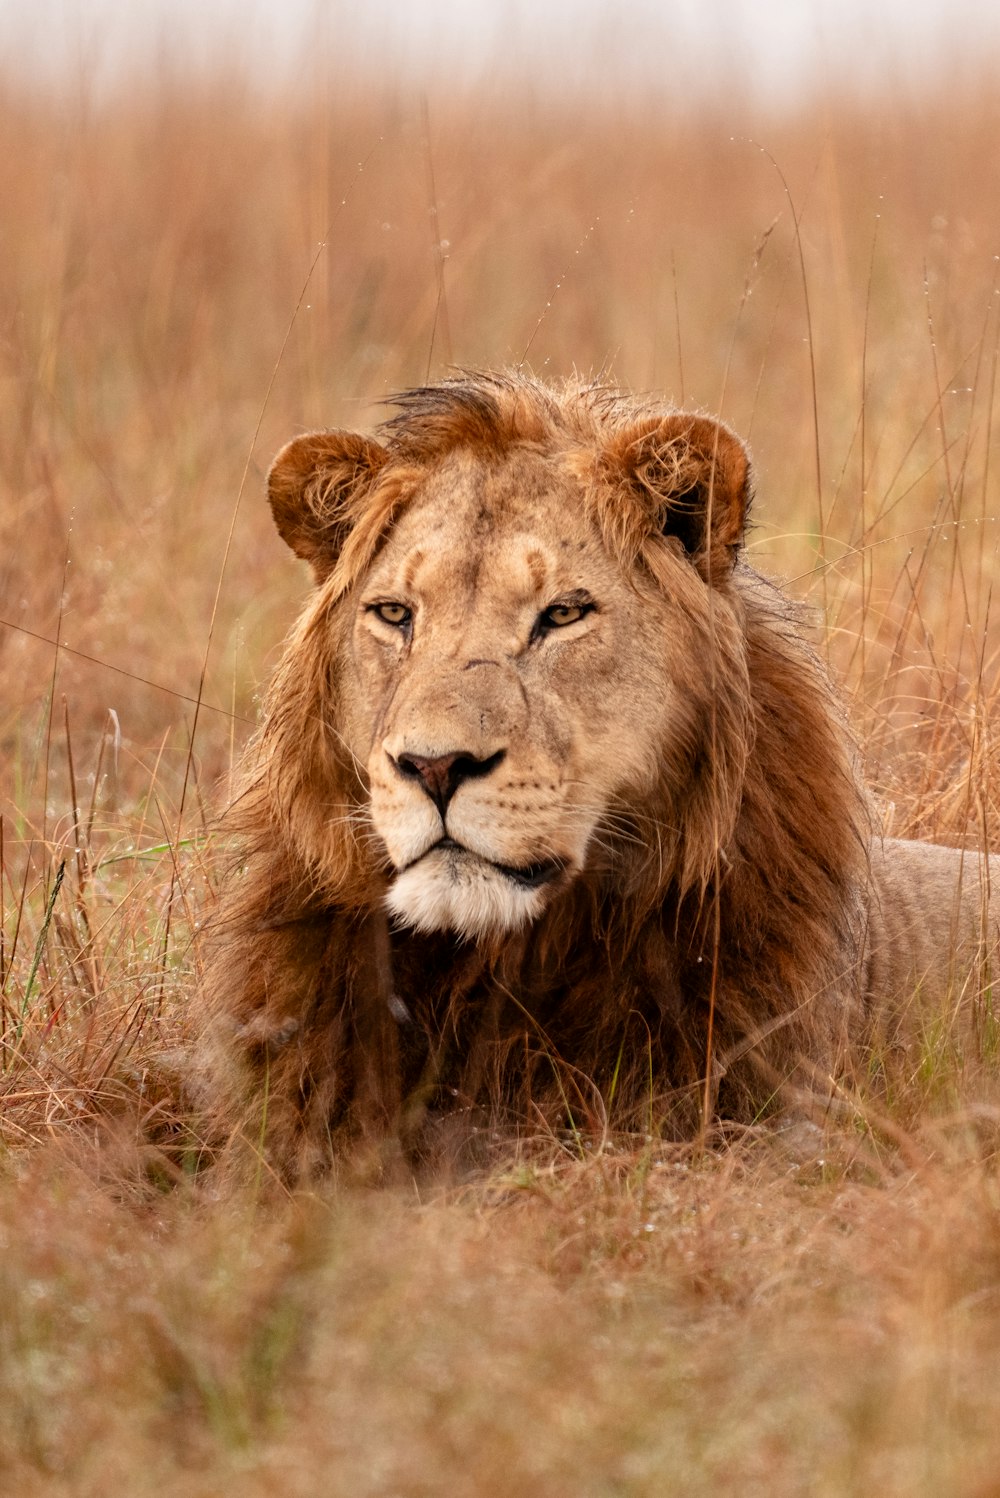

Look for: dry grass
[5,52,1000,1493]
[6,1138,1000,1496]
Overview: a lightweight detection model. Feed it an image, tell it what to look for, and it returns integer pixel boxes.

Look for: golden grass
[5,58,1000,1493]
[6,1139,1000,1495]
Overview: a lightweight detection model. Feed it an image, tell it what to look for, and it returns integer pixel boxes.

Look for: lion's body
[205,372,999,1177]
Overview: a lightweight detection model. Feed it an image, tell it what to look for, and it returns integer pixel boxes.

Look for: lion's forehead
[363,448,611,604]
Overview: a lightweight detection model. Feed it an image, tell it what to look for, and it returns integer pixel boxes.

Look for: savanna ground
[5,41,1000,1495]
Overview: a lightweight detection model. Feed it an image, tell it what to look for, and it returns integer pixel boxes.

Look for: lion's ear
[267,431,388,583]
[609,413,751,582]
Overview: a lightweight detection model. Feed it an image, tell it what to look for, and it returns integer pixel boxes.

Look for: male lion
[206,371,999,1177]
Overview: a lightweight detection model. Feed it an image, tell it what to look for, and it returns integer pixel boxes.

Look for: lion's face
[337,448,677,939]
[265,376,752,943]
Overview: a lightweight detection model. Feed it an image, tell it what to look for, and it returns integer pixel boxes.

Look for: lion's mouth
[405,837,564,890]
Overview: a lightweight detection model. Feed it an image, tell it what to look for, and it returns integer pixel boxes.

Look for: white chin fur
[386,857,548,940]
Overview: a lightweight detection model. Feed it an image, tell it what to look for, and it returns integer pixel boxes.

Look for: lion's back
[864,836,1000,1038]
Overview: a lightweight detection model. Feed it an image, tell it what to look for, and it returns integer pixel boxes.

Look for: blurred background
[4,0,1000,843]
[7,0,1000,103]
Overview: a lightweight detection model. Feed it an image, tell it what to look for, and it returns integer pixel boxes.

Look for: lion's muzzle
[376,736,575,937]
[390,747,507,816]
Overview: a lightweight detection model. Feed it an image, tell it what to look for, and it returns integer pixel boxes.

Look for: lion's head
[264,373,755,942]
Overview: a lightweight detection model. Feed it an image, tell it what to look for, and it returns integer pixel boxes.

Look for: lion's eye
[369,602,412,628]
[539,601,591,630]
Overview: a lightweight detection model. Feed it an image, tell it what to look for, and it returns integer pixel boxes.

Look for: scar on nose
[464,658,499,670]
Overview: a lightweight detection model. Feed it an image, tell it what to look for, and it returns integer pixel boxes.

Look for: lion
[205,370,1000,1178]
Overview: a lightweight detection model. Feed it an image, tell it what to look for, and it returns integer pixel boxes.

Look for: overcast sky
[3,0,1000,103]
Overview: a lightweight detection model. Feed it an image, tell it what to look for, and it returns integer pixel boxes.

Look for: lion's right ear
[267,431,389,583]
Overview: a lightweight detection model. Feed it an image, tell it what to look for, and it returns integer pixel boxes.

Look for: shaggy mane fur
[205,371,870,1179]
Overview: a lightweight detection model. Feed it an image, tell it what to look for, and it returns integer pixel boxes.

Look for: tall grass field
[4,44,1000,1494]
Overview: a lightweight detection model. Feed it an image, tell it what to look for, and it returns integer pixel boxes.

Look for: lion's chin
[385,847,558,940]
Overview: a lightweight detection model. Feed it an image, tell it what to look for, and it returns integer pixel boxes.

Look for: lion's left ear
[606,412,751,583]
[267,430,389,584]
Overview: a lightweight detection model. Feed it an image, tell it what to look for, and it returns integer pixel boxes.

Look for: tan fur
[203,371,1000,1178]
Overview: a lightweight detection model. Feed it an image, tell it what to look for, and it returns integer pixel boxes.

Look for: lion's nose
[392,748,505,815]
